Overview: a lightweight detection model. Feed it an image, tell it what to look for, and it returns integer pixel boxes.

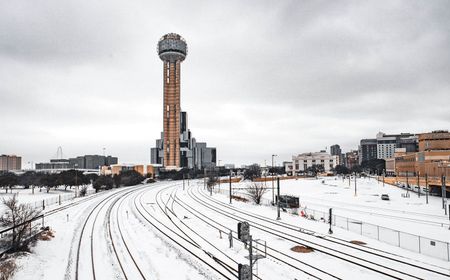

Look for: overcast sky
[1,0,449,167]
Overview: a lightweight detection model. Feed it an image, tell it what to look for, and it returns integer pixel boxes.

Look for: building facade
[330,145,341,156]
[36,155,118,171]
[291,151,338,174]
[0,155,22,171]
[151,112,216,170]
[376,132,418,160]
[395,130,450,178]
[359,138,377,164]
[345,150,359,169]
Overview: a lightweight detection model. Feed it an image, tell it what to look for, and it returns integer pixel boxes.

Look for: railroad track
[74,185,149,280]
[171,184,335,279]
[131,183,236,280]
[191,183,450,280]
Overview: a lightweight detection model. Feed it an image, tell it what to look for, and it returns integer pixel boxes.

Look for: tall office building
[359,138,378,164]
[376,132,418,159]
[0,154,22,171]
[157,33,187,169]
[330,144,341,156]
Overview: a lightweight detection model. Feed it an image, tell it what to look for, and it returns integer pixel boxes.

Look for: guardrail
[20,188,96,211]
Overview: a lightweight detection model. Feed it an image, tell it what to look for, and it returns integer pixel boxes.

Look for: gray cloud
[0,0,449,166]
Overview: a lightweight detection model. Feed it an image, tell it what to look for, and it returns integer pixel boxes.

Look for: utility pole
[229,171,232,204]
[417,174,420,198]
[272,154,277,205]
[277,177,281,220]
[383,169,385,187]
[442,175,446,211]
[425,173,429,204]
[218,160,221,189]
[354,172,357,197]
[406,172,409,197]
[204,168,206,190]
[249,235,253,280]
[183,174,185,191]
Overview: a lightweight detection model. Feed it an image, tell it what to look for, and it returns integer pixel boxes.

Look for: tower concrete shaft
[157,33,187,169]
[163,61,181,168]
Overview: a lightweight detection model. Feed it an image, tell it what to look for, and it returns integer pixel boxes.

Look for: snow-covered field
[0,186,95,212]
[7,178,450,280]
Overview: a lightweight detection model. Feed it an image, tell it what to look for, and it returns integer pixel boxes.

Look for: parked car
[381,194,390,201]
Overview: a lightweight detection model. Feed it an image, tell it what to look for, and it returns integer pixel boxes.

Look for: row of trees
[0,170,92,193]
[93,170,146,191]
[0,169,147,193]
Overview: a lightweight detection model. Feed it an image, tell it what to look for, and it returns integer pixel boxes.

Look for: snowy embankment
[9,180,450,280]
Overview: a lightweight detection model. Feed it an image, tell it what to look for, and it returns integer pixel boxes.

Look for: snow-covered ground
[0,185,95,213]
[223,176,450,238]
[7,179,450,280]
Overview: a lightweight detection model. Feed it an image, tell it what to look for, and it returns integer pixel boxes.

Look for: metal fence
[0,214,45,256]
[213,187,450,261]
[13,188,96,211]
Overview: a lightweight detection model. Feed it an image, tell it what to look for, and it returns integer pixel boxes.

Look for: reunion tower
[157,33,187,169]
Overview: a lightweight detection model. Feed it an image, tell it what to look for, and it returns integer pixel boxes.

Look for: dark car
[381,194,390,201]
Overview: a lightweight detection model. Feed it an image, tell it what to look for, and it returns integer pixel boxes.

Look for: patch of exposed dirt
[38,229,55,241]
[0,258,16,280]
[231,195,248,202]
[291,245,314,253]
[349,240,366,245]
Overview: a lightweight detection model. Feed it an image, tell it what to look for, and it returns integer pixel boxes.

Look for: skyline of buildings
[35,155,118,171]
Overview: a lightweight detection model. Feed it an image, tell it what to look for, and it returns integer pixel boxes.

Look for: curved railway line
[189,182,450,280]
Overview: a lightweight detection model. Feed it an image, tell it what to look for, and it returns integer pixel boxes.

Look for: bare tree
[247,183,268,205]
[0,194,42,251]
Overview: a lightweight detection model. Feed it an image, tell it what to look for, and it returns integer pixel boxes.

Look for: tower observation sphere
[158,33,187,169]
[158,33,188,62]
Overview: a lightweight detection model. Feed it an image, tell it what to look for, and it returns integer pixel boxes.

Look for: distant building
[359,138,378,164]
[345,150,359,169]
[291,151,338,174]
[395,130,450,178]
[284,161,294,176]
[224,164,235,169]
[0,155,22,171]
[151,111,216,170]
[330,145,341,156]
[330,144,342,165]
[36,155,118,171]
[376,132,417,160]
[102,164,146,176]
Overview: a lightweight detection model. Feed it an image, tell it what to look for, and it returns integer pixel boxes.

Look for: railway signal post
[328,208,333,234]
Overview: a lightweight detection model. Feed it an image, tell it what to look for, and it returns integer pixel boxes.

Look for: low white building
[291,151,338,174]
